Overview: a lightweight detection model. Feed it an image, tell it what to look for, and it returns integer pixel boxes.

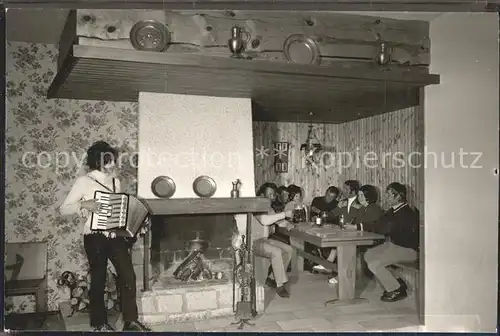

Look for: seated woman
[252,182,294,298]
[314,184,384,284]
[352,184,384,230]
[284,184,308,221]
[275,186,290,212]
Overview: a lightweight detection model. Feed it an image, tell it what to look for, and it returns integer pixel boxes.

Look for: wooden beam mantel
[72,45,439,85]
[48,10,441,123]
[141,197,270,215]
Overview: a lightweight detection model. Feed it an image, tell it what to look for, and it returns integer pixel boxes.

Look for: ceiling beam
[3,0,498,11]
[72,45,439,85]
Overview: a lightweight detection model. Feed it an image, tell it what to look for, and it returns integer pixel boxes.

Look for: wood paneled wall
[253,105,424,210]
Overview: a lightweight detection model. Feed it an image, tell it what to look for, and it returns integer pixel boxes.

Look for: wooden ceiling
[49,45,438,124]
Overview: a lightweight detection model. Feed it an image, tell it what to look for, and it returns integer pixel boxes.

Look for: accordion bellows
[90,191,149,238]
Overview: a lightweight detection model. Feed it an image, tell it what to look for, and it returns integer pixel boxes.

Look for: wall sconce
[300,124,322,166]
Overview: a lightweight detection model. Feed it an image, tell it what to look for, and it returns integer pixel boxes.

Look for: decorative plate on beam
[151,176,176,198]
[129,20,170,52]
[193,175,217,198]
[283,34,321,65]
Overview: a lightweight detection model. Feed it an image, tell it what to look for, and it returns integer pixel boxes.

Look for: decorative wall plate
[151,176,176,198]
[129,20,170,52]
[192,175,217,198]
[283,34,321,65]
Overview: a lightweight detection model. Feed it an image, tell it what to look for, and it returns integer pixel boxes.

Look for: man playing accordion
[59,141,150,332]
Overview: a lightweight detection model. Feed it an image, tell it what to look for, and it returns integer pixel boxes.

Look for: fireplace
[150,214,235,288]
[135,92,263,324]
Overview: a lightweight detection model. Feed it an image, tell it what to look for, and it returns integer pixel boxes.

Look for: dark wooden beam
[57,9,77,71]
[72,45,440,85]
[3,0,497,11]
[141,197,270,215]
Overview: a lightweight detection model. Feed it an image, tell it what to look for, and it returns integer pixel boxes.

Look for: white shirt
[59,170,121,236]
[347,196,357,213]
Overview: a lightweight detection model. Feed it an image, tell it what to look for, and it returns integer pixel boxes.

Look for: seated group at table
[252,180,419,303]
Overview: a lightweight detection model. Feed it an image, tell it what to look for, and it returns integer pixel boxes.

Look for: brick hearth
[131,236,264,325]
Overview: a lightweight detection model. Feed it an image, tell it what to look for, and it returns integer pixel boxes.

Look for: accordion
[90,191,150,238]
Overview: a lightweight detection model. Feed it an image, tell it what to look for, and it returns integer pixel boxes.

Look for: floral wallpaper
[5,42,138,312]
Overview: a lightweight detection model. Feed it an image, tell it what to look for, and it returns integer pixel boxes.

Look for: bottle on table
[339,214,345,229]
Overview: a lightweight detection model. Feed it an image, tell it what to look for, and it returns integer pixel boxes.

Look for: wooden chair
[5,241,49,312]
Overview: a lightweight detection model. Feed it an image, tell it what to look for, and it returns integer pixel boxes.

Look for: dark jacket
[366,203,419,251]
[311,196,338,215]
[327,198,363,224]
[352,203,384,229]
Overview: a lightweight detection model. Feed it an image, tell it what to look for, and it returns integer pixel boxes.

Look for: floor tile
[254,312,296,323]
[310,322,365,332]
[193,317,234,331]
[358,316,420,331]
[276,317,333,331]
[151,322,196,332]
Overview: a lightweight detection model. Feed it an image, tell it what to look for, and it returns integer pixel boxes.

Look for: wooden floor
[8,272,422,332]
[150,272,422,332]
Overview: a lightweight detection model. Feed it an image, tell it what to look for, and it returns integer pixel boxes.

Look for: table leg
[325,244,367,306]
[289,237,304,276]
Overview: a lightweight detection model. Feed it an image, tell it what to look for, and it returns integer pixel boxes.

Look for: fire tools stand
[231,213,257,329]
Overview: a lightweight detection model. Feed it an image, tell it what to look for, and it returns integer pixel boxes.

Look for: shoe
[381,287,408,302]
[123,320,151,331]
[276,285,290,298]
[328,276,338,284]
[381,278,407,300]
[312,264,329,272]
[397,278,408,291]
[265,277,277,288]
[93,323,114,332]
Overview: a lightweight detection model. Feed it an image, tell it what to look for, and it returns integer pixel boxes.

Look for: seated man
[313,180,363,282]
[252,183,294,298]
[310,186,340,216]
[364,182,419,302]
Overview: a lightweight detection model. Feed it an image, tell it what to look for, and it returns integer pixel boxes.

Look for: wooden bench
[5,241,49,312]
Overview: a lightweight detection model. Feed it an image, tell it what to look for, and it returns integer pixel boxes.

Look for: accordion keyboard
[93,192,128,230]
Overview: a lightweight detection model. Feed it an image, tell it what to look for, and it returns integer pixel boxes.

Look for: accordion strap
[88,176,115,193]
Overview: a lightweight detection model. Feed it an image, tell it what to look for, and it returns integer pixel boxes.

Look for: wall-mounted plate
[151,176,176,198]
[130,20,170,52]
[283,34,321,65]
[193,175,217,198]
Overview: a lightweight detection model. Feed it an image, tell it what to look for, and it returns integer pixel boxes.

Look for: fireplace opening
[150,214,235,288]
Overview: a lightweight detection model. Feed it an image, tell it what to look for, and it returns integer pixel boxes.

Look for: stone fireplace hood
[46,12,440,124]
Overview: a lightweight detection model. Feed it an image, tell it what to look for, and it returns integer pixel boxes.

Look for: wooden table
[276,223,384,305]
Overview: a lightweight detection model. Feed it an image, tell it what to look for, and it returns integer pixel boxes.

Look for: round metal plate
[283,34,321,65]
[130,20,170,52]
[151,176,176,198]
[193,175,217,198]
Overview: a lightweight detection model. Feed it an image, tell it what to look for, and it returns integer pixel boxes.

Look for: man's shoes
[123,320,151,331]
[265,277,277,288]
[381,278,407,300]
[381,287,408,302]
[397,277,408,291]
[93,323,114,332]
[276,284,290,298]
[312,264,329,272]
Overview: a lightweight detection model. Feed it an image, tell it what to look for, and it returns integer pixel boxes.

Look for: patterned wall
[5,42,138,312]
[253,106,424,209]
